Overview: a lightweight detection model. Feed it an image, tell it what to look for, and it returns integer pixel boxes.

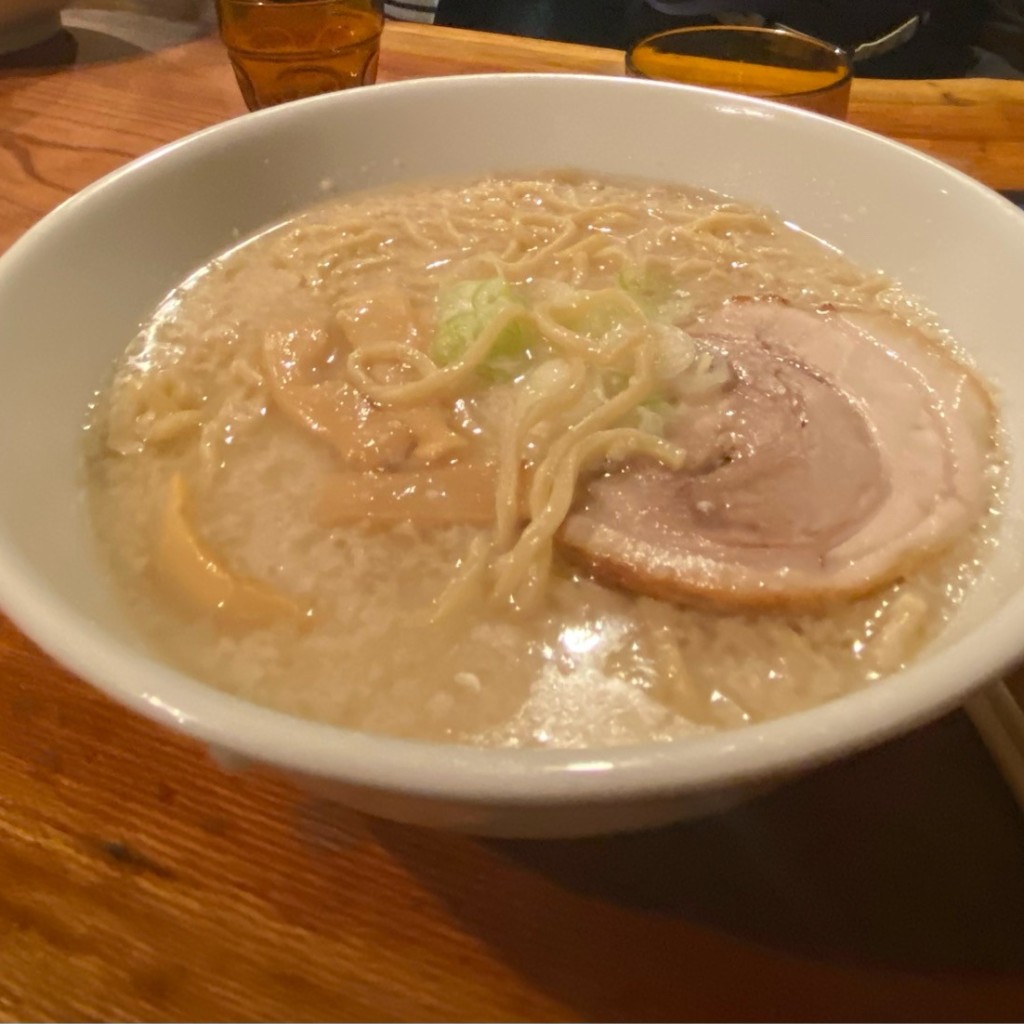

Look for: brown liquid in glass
[217,0,382,110]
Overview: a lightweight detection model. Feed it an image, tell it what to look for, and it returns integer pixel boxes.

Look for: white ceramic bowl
[1,74,1023,838]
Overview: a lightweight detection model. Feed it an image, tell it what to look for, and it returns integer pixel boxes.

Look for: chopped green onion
[431,277,537,380]
[618,262,676,310]
[432,311,480,367]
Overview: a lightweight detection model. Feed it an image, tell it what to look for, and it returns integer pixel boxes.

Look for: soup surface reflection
[85,173,1002,748]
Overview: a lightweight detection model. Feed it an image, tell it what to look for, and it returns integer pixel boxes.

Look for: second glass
[626,25,853,120]
[216,0,383,111]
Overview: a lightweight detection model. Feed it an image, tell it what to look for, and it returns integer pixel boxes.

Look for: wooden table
[3,15,1024,1022]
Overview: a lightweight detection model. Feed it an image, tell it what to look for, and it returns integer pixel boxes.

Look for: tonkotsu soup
[85,172,1002,748]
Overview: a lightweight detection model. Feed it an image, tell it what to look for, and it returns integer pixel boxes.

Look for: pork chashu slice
[559,299,996,611]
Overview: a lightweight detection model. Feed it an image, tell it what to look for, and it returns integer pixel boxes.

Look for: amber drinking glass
[215,0,383,111]
[626,25,852,119]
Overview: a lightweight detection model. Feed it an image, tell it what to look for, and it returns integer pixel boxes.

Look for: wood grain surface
[2,15,1024,1022]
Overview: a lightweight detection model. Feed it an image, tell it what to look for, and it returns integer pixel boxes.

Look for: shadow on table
[0,29,89,72]
[370,713,1024,980]
[0,27,146,138]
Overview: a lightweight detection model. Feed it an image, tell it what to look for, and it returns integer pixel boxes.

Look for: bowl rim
[2,71,1024,805]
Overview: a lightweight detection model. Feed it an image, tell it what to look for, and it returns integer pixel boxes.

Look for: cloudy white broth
[85,172,1002,748]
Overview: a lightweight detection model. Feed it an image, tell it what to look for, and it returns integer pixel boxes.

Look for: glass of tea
[626,25,852,120]
[215,0,384,111]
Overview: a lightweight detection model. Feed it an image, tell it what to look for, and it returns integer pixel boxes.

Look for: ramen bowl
[1,74,1023,838]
